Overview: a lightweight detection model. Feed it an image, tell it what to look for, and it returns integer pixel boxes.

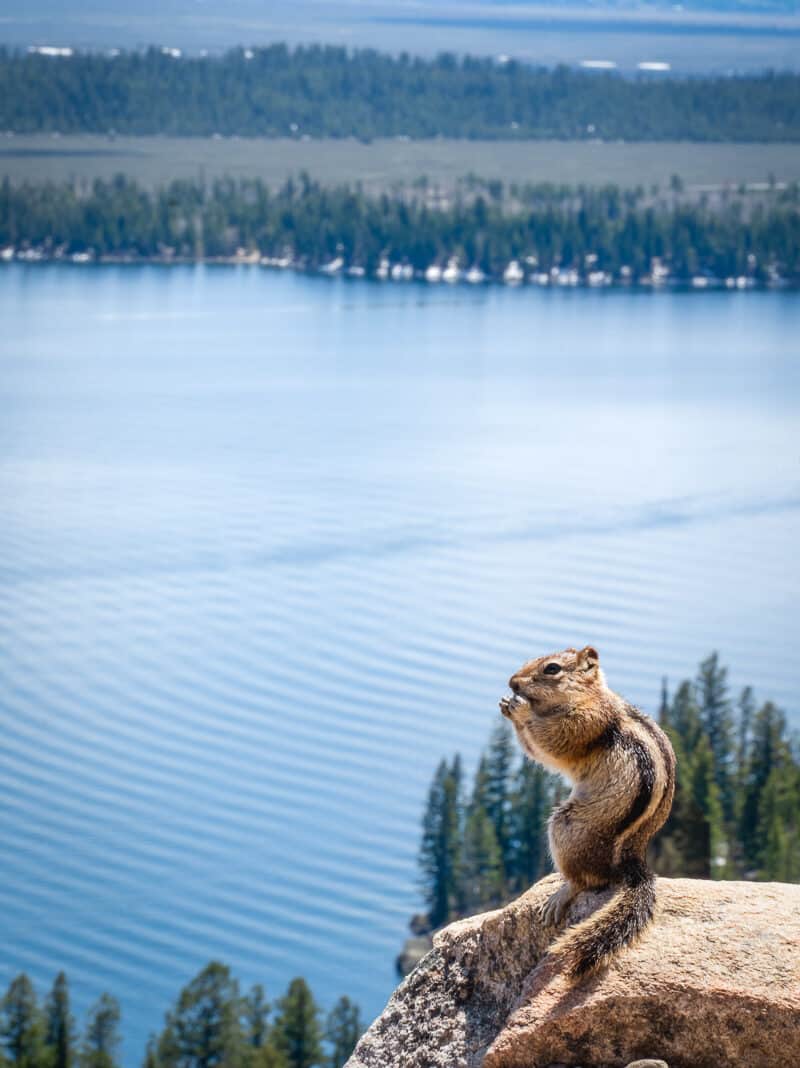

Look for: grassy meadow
[2,135,800,193]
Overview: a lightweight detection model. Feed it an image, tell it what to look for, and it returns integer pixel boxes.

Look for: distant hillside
[1,46,800,141]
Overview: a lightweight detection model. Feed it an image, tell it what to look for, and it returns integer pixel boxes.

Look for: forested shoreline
[417,654,799,932]
[2,46,800,141]
[3,176,799,287]
[0,965,361,1068]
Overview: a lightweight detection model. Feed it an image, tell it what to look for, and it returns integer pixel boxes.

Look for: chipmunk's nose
[509,674,522,694]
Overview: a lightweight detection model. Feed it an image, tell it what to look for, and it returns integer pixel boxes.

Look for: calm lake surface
[1,265,799,1063]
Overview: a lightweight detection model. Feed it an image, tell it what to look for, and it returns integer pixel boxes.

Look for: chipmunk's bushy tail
[554,857,656,979]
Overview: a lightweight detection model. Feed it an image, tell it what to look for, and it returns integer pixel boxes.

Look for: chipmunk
[499,645,675,979]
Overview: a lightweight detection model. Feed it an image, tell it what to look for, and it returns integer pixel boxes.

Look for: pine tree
[46,972,75,1068]
[271,980,322,1068]
[418,758,461,927]
[1,975,46,1068]
[459,805,503,912]
[739,701,787,870]
[759,766,792,880]
[736,686,756,774]
[251,1045,287,1068]
[669,680,702,753]
[450,753,464,805]
[154,1022,179,1068]
[508,760,553,890]
[324,997,361,1068]
[142,1036,159,1068]
[483,720,515,876]
[683,734,725,878]
[756,752,800,881]
[157,962,246,1068]
[80,994,120,1068]
[696,653,735,822]
[244,986,270,1050]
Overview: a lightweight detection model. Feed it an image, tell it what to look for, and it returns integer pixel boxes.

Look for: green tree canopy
[80,994,120,1068]
[243,987,270,1052]
[46,972,75,1068]
[323,997,361,1068]
[1,975,46,1068]
[419,757,462,927]
[1,47,799,142]
[156,962,246,1068]
[270,980,322,1068]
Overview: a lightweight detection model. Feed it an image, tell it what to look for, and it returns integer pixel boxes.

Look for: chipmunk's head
[500,646,605,723]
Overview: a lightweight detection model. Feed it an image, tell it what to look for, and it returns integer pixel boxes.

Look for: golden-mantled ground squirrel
[500,645,675,978]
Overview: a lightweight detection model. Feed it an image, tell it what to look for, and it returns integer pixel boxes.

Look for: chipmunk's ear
[577,646,599,672]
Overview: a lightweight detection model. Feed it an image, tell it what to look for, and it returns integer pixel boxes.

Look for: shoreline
[2,251,792,292]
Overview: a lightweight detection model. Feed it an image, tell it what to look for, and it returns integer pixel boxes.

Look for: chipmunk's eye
[543,662,561,675]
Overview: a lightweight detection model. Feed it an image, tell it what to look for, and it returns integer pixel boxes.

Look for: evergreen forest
[0,966,361,1068]
[418,653,800,930]
[1,46,799,141]
[3,176,799,285]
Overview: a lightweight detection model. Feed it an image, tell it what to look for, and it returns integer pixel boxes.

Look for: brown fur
[500,645,675,978]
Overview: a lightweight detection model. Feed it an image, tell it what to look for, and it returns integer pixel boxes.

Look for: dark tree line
[0,973,119,1068]
[419,653,800,929]
[0,968,361,1068]
[1,46,800,141]
[419,731,561,927]
[2,176,799,284]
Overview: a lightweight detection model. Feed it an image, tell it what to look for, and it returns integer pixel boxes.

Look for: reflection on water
[1,265,798,1063]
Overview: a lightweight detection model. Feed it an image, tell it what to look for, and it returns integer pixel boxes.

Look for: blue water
[1,264,799,1065]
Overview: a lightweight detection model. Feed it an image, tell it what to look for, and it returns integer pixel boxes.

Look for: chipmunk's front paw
[540,882,575,927]
[500,693,528,720]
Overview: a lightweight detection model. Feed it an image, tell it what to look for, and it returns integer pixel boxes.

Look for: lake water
[1,264,799,1064]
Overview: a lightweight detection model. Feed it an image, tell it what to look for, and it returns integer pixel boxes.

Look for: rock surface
[346,874,800,1068]
[396,934,433,976]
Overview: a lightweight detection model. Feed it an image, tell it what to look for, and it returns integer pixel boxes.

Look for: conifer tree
[697,653,735,821]
[252,1045,287,1068]
[142,1036,159,1068]
[508,760,553,890]
[46,972,75,1068]
[758,764,799,881]
[684,734,725,878]
[80,994,120,1068]
[736,686,756,774]
[459,805,503,912]
[1,975,46,1068]
[419,758,461,926]
[324,997,361,1068]
[739,701,787,869]
[157,962,246,1068]
[154,1022,178,1068]
[271,980,322,1068]
[244,987,270,1051]
[483,720,515,877]
[450,753,464,806]
[669,680,702,753]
